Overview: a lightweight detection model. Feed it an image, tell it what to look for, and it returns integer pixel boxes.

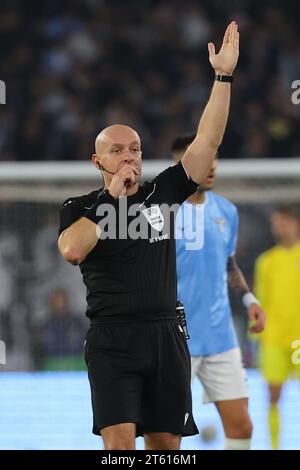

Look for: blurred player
[254,205,300,449]
[173,135,266,450]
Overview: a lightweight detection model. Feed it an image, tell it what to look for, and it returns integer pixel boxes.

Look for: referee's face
[95,125,142,187]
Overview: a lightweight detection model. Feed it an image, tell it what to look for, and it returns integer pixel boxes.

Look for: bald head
[95,125,141,155]
[92,124,142,192]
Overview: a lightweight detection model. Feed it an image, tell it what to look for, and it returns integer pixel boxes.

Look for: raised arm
[182,21,239,183]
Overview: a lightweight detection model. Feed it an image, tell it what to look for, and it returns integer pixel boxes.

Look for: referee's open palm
[208,21,239,76]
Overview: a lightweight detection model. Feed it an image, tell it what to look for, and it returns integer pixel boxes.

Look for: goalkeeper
[254,205,300,449]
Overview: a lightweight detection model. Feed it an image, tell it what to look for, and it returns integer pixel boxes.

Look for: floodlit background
[1,0,300,450]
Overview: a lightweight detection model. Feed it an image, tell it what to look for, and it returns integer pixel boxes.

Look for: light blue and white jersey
[176,191,239,356]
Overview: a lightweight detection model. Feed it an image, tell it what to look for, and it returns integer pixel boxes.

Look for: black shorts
[84,317,198,437]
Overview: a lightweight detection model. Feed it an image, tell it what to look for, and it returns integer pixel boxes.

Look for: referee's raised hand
[208,21,239,76]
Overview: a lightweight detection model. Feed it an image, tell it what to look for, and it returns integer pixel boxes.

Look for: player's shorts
[259,344,300,384]
[191,347,248,404]
[84,317,198,437]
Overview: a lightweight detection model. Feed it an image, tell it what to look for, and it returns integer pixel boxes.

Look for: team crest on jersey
[214,218,226,232]
[142,205,164,232]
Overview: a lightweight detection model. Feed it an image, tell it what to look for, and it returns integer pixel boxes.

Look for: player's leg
[191,356,203,383]
[143,319,198,449]
[101,423,136,450]
[145,355,201,449]
[268,384,282,450]
[144,433,181,450]
[267,347,300,449]
[199,348,251,449]
[215,398,252,449]
[259,345,289,449]
[84,323,144,449]
[269,351,300,450]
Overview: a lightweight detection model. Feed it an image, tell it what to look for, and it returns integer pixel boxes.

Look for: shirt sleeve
[152,161,198,205]
[58,198,85,236]
[228,206,239,257]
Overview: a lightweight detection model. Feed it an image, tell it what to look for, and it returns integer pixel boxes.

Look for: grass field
[0,369,299,450]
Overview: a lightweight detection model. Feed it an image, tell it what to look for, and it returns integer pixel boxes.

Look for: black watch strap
[215,74,234,83]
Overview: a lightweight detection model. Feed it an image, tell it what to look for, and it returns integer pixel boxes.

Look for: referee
[58,22,240,450]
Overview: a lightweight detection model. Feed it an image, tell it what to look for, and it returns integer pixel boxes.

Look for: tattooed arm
[227,255,266,333]
[227,255,249,295]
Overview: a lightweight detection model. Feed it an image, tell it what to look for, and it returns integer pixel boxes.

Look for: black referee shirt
[59,162,198,322]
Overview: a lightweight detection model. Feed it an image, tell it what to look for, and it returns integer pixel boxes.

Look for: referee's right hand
[108,164,139,198]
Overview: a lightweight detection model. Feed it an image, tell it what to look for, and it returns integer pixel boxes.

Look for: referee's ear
[91,153,101,171]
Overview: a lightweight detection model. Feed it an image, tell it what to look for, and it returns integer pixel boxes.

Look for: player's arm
[182,21,239,184]
[58,217,99,265]
[227,255,250,295]
[227,255,266,333]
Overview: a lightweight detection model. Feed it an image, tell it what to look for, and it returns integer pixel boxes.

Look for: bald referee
[58,22,240,450]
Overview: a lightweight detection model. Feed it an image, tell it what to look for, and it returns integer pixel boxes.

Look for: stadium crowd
[1,0,300,162]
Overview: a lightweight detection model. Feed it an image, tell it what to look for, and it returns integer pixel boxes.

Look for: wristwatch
[215,74,234,83]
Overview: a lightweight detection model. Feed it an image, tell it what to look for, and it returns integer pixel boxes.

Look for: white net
[1,159,300,370]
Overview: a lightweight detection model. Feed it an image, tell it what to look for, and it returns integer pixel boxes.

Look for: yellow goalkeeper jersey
[254,242,300,348]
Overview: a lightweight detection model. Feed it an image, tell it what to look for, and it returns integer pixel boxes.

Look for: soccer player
[58,22,240,450]
[254,205,300,449]
[173,136,266,450]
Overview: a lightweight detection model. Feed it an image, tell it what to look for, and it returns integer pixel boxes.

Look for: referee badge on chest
[142,205,164,232]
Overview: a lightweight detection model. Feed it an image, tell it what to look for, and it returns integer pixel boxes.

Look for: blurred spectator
[0,0,299,161]
[34,288,86,370]
[0,232,21,351]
